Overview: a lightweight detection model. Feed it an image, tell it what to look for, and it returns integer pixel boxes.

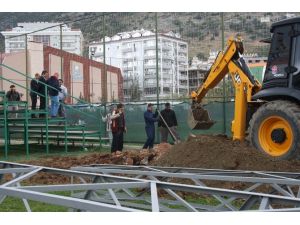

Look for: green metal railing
[0,63,99,120]
[0,63,103,158]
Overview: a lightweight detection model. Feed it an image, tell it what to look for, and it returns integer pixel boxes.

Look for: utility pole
[155,12,160,143]
[25,33,29,102]
[60,24,63,80]
[102,14,107,104]
[221,12,227,135]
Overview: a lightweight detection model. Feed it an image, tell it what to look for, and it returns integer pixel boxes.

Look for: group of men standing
[30,70,67,118]
[6,70,67,119]
[103,102,180,154]
[143,102,180,150]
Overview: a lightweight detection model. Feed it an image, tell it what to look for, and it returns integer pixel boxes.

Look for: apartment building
[89,29,188,101]
[1,22,83,55]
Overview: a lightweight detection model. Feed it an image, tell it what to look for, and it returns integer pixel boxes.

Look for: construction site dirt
[19,134,300,185]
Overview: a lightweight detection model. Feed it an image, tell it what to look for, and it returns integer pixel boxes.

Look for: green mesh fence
[65,101,234,144]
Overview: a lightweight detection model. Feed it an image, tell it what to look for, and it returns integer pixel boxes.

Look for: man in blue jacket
[143,103,159,150]
[46,72,61,118]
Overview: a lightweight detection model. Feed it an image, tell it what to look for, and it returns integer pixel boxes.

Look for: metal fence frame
[1,161,300,212]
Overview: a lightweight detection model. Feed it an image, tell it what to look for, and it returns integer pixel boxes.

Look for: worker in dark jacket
[38,70,48,117]
[158,102,181,143]
[30,73,40,118]
[46,72,61,118]
[143,103,159,150]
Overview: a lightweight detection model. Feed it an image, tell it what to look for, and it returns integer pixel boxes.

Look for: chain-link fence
[1,12,300,143]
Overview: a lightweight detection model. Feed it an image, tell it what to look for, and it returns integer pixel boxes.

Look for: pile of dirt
[20,144,171,185]
[153,134,300,172]
[23,143,170,168]
[25,143,172,169]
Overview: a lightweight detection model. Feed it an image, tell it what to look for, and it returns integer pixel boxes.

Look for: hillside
[0,12,299,58]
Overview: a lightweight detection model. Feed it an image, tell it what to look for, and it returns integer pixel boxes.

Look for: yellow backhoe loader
[189,17,300,160]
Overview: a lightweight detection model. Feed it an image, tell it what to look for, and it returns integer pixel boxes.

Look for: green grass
[0,143,110,162]
[0,191,71,212]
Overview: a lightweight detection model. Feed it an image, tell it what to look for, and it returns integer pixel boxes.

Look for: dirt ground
[153,134,300,172]
[22,134,300,173]
[11,134,300,191]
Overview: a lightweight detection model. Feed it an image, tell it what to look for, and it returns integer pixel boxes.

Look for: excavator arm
[189,36,261,140]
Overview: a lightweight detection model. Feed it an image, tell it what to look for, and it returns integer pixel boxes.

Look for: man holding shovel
[158,102,181,144]
[142,103,159,150]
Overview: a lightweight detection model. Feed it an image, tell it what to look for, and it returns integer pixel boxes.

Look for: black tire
[249,100,300,160]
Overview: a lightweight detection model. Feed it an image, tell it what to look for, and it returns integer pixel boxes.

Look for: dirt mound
[153,134,300,172]
[20,144,172,184]
[24,143,172,170]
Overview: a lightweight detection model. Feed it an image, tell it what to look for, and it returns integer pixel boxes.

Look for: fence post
[102,13,107,138]
[25,33,29,103]
[60,24,63,80]
[221,12,227,135]
[155,12,160,143]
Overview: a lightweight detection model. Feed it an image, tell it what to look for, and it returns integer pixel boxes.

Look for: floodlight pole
[155,12,160,143]
[25,33,29,102]
[60,24,63,80]
[221,12,227,135]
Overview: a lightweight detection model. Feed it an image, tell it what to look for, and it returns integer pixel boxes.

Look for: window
[291,35,300,88]
[264,25,292,84]
[33,35,50,46]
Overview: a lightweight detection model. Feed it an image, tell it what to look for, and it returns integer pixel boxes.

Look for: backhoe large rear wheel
[249,100,300,160]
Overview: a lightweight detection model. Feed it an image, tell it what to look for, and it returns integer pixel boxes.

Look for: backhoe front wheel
[249,100,300,160]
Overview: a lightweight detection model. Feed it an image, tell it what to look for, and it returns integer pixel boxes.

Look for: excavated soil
[20,144,171,184]
[16,134,300,185]
[154,134,300,172]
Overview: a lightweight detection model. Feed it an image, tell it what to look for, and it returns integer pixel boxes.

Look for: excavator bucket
[187,104,215,130]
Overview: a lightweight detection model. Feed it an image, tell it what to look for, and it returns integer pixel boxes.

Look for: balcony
[162,54,173,60]
[178,47,188,53]
[162,72,172,77]
[144,45,156,50]
[122,47,133,52]
[144,82,158,88]
[144,73,156,78]
[162,64,172,69]
[178,56,187,62]
[162,45,172,51]
[144,64,157,69]
[93,52,103,57]
[178,65,188,71]
[123,66,136,71]
[144,54,156,59]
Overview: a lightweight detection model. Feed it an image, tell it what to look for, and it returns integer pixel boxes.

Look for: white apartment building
[89,29,189,101]
[1,22,84,55]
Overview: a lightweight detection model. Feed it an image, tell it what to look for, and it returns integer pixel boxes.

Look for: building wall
[43,44,123,103]
[89,67,102,102]
[0,52,27,100]
[49,54,62,77]
[28,42,44,76]
[107,71,119,101]
[70,60,84,101]
[0,42,123,105]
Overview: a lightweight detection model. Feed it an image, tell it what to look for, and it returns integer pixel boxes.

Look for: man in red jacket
[111,103,127,154]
